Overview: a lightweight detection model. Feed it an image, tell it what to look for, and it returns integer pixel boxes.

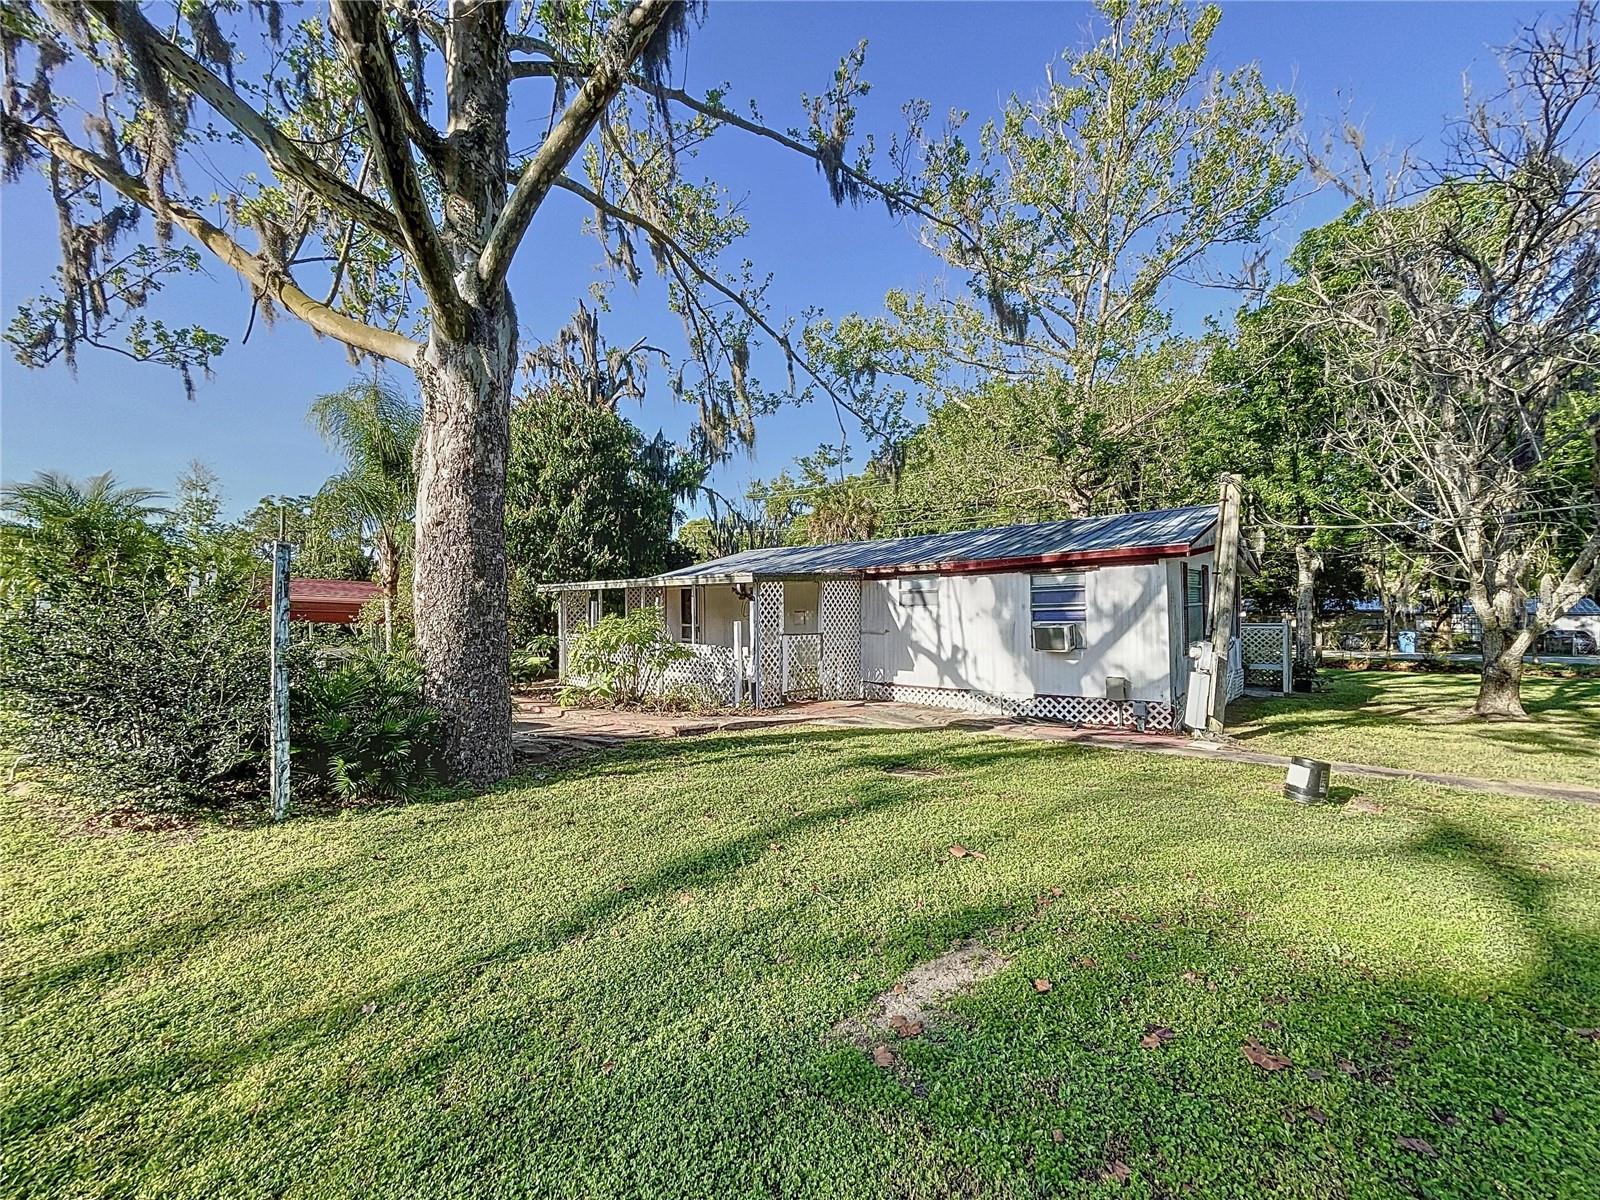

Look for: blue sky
[0,1,1542,517]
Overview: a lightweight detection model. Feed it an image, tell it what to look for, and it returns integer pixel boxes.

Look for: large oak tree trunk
[1475,624,1531,719]
[1293,543,1320,669]
[412,306,517,782]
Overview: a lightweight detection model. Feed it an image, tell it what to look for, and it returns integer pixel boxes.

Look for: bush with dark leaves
[0,579,275,812]
[293,650,443,803]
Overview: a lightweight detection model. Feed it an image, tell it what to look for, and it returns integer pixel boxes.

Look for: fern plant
[294,652,443,803]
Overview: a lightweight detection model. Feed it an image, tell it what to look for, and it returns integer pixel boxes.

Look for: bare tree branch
[14,121,423,367]
[330,0,466,339]
[554,174,882,434]
[82,0,406,248]
[479,0,678,295]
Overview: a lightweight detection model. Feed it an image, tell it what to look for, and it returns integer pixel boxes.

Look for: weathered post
[732,620,746,705]
[1208,473,1244,732]
[269,535,292,821]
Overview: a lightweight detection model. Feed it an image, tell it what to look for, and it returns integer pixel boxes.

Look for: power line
[1249,501,1600,533]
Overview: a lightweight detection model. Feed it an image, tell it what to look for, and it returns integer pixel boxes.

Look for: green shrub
[0,578,275,811]
[511,633,557,684]
[293,651,443,803]
[564,610,690,704]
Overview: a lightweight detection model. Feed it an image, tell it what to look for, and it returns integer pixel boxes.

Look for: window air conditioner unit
[1033,622,1085,652]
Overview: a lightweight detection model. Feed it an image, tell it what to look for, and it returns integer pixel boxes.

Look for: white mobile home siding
[861,562,1175,705]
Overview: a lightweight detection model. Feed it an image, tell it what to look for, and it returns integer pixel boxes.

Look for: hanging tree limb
[81,0,406,249]
[509,55,981,251]
[330,0,466,340]
[478,0,678,295]
[13,121,423,366]
[553,173,877,434]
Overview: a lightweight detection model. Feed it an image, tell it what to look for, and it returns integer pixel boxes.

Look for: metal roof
[290,577,381,602]
[538,504,1218,592]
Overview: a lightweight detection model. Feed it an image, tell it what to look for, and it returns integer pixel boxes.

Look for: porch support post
[557,591,567,677]
[748,595,762,707]
[732,620,746,705]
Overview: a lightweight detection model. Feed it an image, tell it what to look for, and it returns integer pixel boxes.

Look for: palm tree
[308,380,421,649]
[0,470,166,600]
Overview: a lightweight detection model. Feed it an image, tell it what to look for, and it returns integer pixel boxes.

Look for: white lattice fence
[819,579,863,699]
[659,644,738,705]
[862,682,1176,732]
[754,581,784,708]
[1241,621,1290,692]
[638,585,666,633]
[557,590,590,676]
[781,634,821,699]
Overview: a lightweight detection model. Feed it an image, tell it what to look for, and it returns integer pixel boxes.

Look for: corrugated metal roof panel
[657,504,1217,581]
[290,577,381,602]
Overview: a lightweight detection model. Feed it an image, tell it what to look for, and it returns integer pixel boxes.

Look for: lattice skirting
[862,682,1176,732]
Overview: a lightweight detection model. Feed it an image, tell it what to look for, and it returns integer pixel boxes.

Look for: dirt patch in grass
[834,941,1010,1049]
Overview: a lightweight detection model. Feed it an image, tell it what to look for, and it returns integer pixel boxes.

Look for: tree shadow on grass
[12,730,1597,1196]
[796,813,1600,1197]
[1227,670,1600,773]
[3,753,940,1140]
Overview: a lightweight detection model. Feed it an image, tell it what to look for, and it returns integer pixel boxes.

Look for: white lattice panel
[1226,639,1245,701]
[862,683,1176,732]
[658,644,738,706]
[639,585,666,632]
[781,634,821,700]
[624,585,642,613]
[819,578,863,699]
[557,590,590,676]
[1240,621,1289,692]
[1241,622,1285,665]
[755,581,785,708]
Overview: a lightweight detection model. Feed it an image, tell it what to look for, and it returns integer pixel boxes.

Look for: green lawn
[1228,668,1600,787]
[5,730,1599,1199]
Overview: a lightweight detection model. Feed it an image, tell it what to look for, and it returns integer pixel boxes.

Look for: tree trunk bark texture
[410,2,517,784]
[1293,544,1320,669]
[413,309,516,783]
[1475,624,1532,719]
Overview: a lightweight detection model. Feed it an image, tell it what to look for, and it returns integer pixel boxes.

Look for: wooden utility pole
[269,525,293,822]
[1208,473,1244,732]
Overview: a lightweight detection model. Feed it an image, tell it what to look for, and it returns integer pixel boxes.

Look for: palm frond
[307,380,422,507]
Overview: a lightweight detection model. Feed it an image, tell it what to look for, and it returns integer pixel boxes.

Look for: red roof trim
[862,541,1198,578]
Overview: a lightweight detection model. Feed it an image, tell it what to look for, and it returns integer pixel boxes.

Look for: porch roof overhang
[537,568,885,594]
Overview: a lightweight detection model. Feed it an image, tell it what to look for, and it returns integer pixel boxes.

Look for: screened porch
[539,574,863,708]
